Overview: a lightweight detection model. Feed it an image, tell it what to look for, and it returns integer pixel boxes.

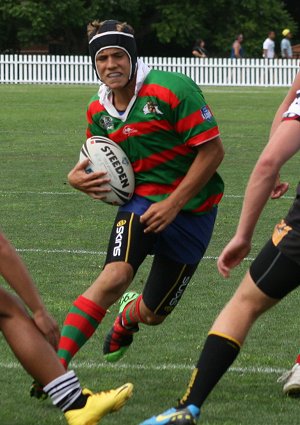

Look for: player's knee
[234,290,268,321]
[102,262,133,289]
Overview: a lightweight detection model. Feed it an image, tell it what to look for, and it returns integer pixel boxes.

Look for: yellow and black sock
[180,332,241,408]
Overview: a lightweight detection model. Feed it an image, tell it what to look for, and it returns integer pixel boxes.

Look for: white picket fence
[0,54,299,86]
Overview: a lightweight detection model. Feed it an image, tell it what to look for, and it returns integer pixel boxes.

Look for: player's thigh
[104,211,157,273]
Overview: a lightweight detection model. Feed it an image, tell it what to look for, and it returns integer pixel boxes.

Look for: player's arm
[140,136,224,233]
[269,72,300,198]
[270,72,300,136]
[192,49,201,58]
[68,103,114,199]
[0,232,60,348]
[68,107,112,199]
[218,119,300,277]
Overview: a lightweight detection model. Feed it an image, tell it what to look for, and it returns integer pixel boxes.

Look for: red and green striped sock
[58,295,106,368]
[121,295,145,328]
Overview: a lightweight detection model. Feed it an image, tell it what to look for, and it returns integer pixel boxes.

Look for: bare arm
[218,120,300,277]
[0,233,60,348]
[140,136,224,233]
[192,49,202,58]
[270,72,300,136]
[269,73,300,198]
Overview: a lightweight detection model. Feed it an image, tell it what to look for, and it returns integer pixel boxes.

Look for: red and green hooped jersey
[86,69,224,214]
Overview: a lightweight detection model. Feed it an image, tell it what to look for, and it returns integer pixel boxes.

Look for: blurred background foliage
[0,0,298,57]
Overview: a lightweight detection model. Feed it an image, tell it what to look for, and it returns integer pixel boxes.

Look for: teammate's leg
[103,208,216,363]
[103,254,199,361]
[57,261,132,368]
[57,208,156,369]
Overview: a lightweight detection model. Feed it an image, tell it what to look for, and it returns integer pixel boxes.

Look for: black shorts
[104,211,201,315]
[250,239,300,299]
[104,197,217,315]
[271,186,300,266]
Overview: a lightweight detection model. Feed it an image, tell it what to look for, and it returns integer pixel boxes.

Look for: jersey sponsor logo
[123,125,138,136]
[143,101,163,115]
[99,115,114,130]
[113,221,127,256]
[200,105,213,121]
[169,276,191,307]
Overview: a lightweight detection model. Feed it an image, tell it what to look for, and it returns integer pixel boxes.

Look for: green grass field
[1,83,300,425]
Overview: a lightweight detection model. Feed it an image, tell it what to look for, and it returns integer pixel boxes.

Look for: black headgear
[89,20,137,83]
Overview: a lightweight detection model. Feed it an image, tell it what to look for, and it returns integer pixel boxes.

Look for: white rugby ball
[79,136,135,206]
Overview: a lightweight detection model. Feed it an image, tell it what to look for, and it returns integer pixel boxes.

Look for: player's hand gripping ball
[80,136,135,205]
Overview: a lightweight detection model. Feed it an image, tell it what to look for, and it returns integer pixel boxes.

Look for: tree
[0,0,298,57]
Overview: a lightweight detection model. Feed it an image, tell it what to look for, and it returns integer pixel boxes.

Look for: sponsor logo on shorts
[117,220,126,227]
[113,220,127,256]
[169,276,191,307]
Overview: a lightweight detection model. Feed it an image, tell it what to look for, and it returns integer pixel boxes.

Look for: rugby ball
[79,136,135,206]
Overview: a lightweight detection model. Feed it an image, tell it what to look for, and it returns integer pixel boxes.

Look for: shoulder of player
[145,69,201,94]
[87,92,105,113]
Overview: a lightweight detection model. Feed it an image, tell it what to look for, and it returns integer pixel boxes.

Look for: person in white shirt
[263,30,276,58]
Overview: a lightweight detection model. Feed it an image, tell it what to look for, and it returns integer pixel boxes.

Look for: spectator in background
[230,34,244,58]
[263,30,276,59]
[281,29,293,59]
[192,39,208,58]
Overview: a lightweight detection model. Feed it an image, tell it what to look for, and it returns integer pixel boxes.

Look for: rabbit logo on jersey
[113,220,127,256]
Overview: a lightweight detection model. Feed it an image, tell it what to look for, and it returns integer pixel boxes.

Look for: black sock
[64,392,89,412]
[179,333,241,408]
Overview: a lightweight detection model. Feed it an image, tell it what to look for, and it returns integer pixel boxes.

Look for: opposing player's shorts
[273,184,300,265]
[104,194,217,315]
[250,190,300,299]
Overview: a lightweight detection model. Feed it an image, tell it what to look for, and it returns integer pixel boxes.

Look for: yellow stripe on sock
[208,331,241,348]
